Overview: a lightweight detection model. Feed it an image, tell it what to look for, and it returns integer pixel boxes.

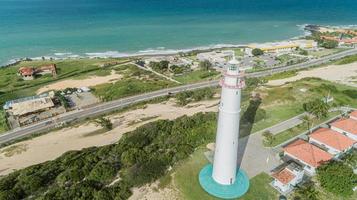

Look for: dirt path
[0,99,219,176]
[36,70,122,94]
[267,62,357,87]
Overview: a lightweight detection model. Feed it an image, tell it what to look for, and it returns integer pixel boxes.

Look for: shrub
[317,161,357,197]
[252,48,264,56]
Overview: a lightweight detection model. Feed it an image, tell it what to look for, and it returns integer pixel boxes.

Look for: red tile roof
[284,139,333,168]
[272,168,296,185]
[350,110,357,119]
[310,128,355,151]
[19,67,34,76]
[331,118,357,136]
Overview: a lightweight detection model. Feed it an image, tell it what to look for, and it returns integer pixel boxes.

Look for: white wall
[284,152,316,175]
[331,126,357,141]
[309,138,341,155]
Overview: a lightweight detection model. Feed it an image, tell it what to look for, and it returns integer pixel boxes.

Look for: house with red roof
[330,118,357,141]
[309,128,356,156]
[350,110,357,121]
[283,139,333,175]
[271,162,304,194]
[18,67,35,80]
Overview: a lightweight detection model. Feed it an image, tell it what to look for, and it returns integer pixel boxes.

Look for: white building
[211,57,245,185]
[309,128,356,157]
[283,139,333,175]
[196,50,234,67]
[247,40,317,54]
[330,118,357,141]
[271,162,304,194]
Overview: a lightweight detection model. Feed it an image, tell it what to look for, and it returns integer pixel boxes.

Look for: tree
[262,131,275,145]
[94,117,113,130]
[303,99,329,119]
[294,181,320,200]
[300,114,314,133]
[321,40,338,49]
[317,161,357,197]
[199,60,213,71]
[252,48,264,56]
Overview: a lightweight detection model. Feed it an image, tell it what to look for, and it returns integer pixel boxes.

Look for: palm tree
[300,114,314,133]
[295,181,320,200]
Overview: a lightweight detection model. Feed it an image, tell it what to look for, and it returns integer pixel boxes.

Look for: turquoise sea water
[1,0,357,65]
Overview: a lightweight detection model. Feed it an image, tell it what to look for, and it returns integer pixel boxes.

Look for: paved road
[1,48,357,145]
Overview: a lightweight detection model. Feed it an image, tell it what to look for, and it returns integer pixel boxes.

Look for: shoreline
[0,23,311,68]
[1,43,248,68]
[3,23,356,68]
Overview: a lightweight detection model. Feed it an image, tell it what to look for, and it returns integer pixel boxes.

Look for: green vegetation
[252,48,264,56]
[174,69,220,84]
[93,117,113,131]
[252,78,357,133]
[303,98,330,119]
[149,61,169,73]
[293,181,320,200]
[265,70,298,81]
[317,161,357,198]
[321,40,339,49]
[0,110,8,133]
[199,60,213,71]
[174,148,278,200]
[263,111,340,147]
[92,64,176,101]
[0,112,217,200]
[175,87,216,106]
[335,54,357,65]
[0,58,129,106]
[309,48,345,58]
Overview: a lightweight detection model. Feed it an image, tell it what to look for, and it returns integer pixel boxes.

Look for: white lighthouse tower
[212,56,245,185]
[199,57,249,199]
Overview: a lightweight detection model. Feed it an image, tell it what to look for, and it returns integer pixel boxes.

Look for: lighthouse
[199,56,249,199]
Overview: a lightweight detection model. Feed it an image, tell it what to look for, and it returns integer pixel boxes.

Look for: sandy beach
[267,62,357,87]
[0,98,219,176]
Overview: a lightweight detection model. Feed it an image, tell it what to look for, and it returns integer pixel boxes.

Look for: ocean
[1,0,357,65]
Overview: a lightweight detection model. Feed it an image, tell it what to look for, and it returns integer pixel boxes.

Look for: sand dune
[267,62,357,87]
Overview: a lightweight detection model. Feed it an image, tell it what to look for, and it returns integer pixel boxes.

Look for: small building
[271,162,304,194]
[309,128,356,156]
[330,118,357,141]
[350,110,357,121]
[196,50,234,67]
[283,139,333,175]
[18,64,57,80]
[18,67,35,80]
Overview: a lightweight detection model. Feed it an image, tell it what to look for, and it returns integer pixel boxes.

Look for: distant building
[18,64,57,80]
[144,56,192,67]
[4,93,55,117]
[271,162,304,194]
[247,40,317,54]
[196,50,234,68]
[18,67,35,80]
[330,118,357,141]
[309,128,355,156]
[283,139,333,175]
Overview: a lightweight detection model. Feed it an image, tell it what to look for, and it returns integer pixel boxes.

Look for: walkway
[132,62,182,84]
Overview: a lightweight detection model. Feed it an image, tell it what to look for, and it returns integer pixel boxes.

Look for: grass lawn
[264,111,341,147]
[309,48,346,58]
[173,148,279,200]
[0,58,130,106]
[251,78,357,133]
[0,109,9,134]
[92,64,177,101]
[335,54,357,65]
[265,70,298,81]
[174,69,220,84]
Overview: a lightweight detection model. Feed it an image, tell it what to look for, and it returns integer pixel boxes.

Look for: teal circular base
[199,164,250,199]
